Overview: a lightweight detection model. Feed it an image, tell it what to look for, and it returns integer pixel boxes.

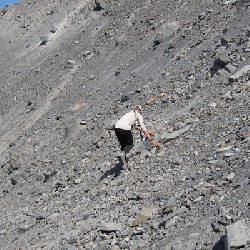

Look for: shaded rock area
[0,0,249,249]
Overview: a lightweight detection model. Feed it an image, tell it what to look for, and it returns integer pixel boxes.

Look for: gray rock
[224,220,250,250]
[121,91,136,102]
[225,172,235,181]
[162,206,186,223]
[161,125,191,143]
[66,59,76,65]
[211,221,221,232]
[10,153,21,170]
[50,24,58,33]
[164,197,176,207]
[74,178,82,184]
[132,207,159,227]
[98,222,124,232]
[222,0,238,6]
[64,118,82,140]
[216,49,230,66]
[170,156,183,165]
[11,173,27,185]
[221,36,233,47]
[68,237,77,244]
[39,33,51,45]
[89,75,96,80]
[18,223,36,232]
[247,38,250,48]
[229,65,250,83]
[225,63,236,73]
[154,21,180,47]
[110,246,121,250]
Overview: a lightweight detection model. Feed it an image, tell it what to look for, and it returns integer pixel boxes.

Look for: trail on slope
[0,64,79,156]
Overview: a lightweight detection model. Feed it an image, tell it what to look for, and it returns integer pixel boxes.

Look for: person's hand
[148,130,154,136]
[151,140,160,147]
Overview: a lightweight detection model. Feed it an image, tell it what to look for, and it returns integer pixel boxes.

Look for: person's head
[135,105,142,113]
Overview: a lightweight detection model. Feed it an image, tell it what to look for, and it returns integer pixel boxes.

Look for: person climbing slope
[114,105,159,168]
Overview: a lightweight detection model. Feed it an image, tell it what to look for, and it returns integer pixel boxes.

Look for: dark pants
[114,128,133,153]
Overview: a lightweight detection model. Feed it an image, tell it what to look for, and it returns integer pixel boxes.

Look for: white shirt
[115,110,146,131]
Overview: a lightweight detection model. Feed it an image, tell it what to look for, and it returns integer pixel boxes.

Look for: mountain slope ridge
[0,0,249,249]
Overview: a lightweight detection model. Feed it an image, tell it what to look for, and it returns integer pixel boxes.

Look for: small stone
[221,91,232,100]
[121,91,135,102]
[171,156,183,165]
[145,96,157,105]
[80,120,87,125]
[183,198,192,208]
[224,152,235,157]
[194,196,203,202]
[83,50,92,56]
[226,172,235,181]
[221,35,232,46]
[222,0,237,5]
[206,186,214,196]
[39,34,50,45]
[211,222,221,232]
[74,178,82,184]
[98,222,124,232]
[208,102,217,108]
[194,151,199,156]
[36,214,46,220]
[132,207,158,227]
[218,219,229,227]
[68,238,77,244]
[10,155,21,170]
[18,223,35,232]
[153,21,180,47]
[162,206,186,223]
[65,118,82,139]
[110,246,120,250]
[216,145,233,152]
[246,39,250,48]
[66,59,75,65]
[50,24,58,33]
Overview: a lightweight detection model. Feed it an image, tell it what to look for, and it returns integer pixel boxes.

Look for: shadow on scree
[99,157,124,181]
[212,236,225,250]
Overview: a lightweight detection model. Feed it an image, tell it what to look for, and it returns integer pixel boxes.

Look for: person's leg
[115,128,127,151]
[114,128,133,169]
[122,130,134,166]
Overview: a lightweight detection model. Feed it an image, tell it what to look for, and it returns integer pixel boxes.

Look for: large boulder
[154,21,180,47]
[224,220,250,250]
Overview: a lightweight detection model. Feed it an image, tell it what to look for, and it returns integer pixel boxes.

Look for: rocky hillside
[0,0,249,249]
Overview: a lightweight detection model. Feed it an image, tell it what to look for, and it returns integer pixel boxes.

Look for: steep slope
[0,0,249,249]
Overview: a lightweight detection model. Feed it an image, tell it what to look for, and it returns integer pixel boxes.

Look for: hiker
[114,105,159,167]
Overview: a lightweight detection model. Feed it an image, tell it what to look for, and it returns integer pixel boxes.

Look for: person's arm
[137,112,160,147]
[143,130,160,147]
